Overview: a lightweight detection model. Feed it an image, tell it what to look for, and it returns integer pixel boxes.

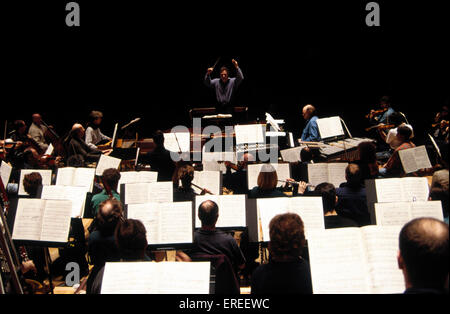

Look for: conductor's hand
[207,67,214,75]
[232,59,238,68]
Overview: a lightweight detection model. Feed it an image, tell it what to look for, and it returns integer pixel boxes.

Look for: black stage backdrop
[2,0,449,145]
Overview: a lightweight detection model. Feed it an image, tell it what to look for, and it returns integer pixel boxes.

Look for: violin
[365,107,387,119]
[432,120,449,128]
[365,124,395,132]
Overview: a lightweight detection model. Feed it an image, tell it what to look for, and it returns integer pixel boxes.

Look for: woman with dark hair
[354,141,379,182]
[251,213,312,294]
[172,164,210,202]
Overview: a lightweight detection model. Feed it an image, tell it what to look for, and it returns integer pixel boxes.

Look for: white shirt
[386,123,414,150]
[85,126,111,149]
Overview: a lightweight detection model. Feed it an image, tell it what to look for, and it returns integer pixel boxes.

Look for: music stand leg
[44,247,54,294]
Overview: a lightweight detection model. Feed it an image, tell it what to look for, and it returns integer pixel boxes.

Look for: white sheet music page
[192,171,221,195]
[119,171,158,186]
[374,202,412,226]
[288,197,325,237]
[327,163,348,188]
[72,168,96,192]
[235,124,265,145]
[400,177,430,202]
[316,116,344,139]
[307,163,329,187]
[361,226,404,293]
[1,160,12,186]
[195,195,246,228]
[12,199,46,241]
[101,261,159,294]
[374,178,403,203]
[95,154,121,176]
[147,182,173,203]
[399,145,431,174]
[126,203,161,245]
[41,185,89,218]
[19,169,52,196]
[101,261,210,294]
[158,202,193,244]
[164,132,190,153]
[257,197,290,242]
[307,228,371,294]
[123,183,151,204]
[55,167,75,186]
[410,200,444,221]
[280,146,304,163]
[40,199,72,243]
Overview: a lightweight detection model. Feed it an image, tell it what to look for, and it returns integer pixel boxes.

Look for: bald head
[32,113,42,125]
[72,123,85,138]
[198,200,219,227]
[302,104,316,120]
[399,218,449,289]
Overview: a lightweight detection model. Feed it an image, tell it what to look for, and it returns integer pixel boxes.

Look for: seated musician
[354,141,379,182]
[22,172,43,198]
[376,112,414,161]
[64,123,106,165]
[223,152,254,194]
[89,168,121,217]
[85,111,111,150]
[173,164,210,202]
[28,113,49,152]
[367,95,395,125]
[9,120,38,169]
[143,130,175,182]
[251,213,312,294]
[314,182,359,229]
[300,104,321,142]
[89,218,151,294]
[248,164,306,198]
[379,125,415,178]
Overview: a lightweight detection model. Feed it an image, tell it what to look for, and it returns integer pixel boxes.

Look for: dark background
[2,0,449,144]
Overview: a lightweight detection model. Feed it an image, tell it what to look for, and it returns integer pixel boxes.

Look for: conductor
[204,58,244,114]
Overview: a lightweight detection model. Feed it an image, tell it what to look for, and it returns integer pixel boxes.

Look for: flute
[191,182,213,195]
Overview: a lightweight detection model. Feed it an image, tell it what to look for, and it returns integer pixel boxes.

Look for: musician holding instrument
[366,95,395,125]
[85,111,112,150]
[28,113,49,152]
[204,58,244,114]
[300,104,321,142]
[89,168,121,217]
[376,112,414,161]
[173,164,211,202]
[143,130,175,182]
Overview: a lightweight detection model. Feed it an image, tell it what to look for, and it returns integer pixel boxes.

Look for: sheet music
[307,228,371,294]
[158,202,193,244]
[12,199,45,241]
[411,200,444,220]
[41,185,89,218]
[127,203,161,244]
[123,183,149,204]
[307,163,329,187]
[119,171,158,186]
[44,143,54,156]
[257,197,324,241]
[399,145,432,174]
[280,146,304,163]
[400,177,429,202]
[374,202,412,226]
[374,178,404,203]
[195,195,246,228]
[235,124,265,145]
[19,169,52,196]
[191,171,221,195]
[316,116,344,139]
[247,163,291,189]
[361,226,404,293]
[326,163,348,188]
[164,132,190,153]
[40,199,72,242]
[95,154,121,176]
[12,199,71,242]
[56,167,96,192]
[147,182,173,203]
[1,160,12,186]
[101,261,210,294]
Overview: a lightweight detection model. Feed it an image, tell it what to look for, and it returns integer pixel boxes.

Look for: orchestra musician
[376,112,414,161]
[27,113,49,152]
[85,111,112,150]
[204,58,244,114]
[63,123,111,165]
[367,95,395,125]
[300,104,321,142]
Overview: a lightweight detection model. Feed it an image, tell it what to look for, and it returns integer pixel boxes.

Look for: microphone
[121,118,141,130]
